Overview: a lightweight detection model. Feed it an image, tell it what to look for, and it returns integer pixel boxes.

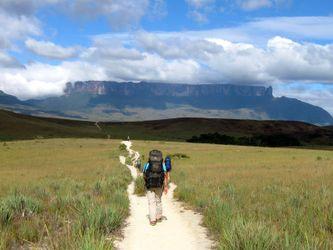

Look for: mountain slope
[0,90,25,105]
[1,81,333,125]
[0,109,103,140]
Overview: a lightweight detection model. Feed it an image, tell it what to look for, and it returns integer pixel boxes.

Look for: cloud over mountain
[25,39,80,59]
[0,0,332,115]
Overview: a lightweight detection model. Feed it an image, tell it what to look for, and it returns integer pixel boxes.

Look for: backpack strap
[162,162,167,172]
[143,163,150,173]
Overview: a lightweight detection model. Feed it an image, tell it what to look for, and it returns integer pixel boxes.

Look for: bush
[169,153,190,159]
[119,144,127,152]
[187,132,301,147]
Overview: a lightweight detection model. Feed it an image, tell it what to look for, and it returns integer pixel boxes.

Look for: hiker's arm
[164,172,169,184]
[163,174,168,194]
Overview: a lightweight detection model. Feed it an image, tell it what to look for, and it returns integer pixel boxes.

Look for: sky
[0,0,332,115]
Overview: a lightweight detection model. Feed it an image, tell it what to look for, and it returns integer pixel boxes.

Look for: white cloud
[0,11,41,49]
[3,32,333,93]
[64,0,150,29]
[0,62,107,99]
[185,0,291,23]
[82,47,145,61]
[188,10,209,23]
[25,39,79,59]
[135,31,223,60]
[250,16,333,41]
[186,0,215,9]
[240,0,272,11]
[0,0,60,16]
[149,0,167,19]
[266,36,333,82]
[154,16,333,45]
[0,51,23,68]
[185,0,215,23]
[0,0,164,31]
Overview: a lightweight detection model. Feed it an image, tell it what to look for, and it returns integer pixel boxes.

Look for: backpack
[145,150,164,189]
[165,156,172,172]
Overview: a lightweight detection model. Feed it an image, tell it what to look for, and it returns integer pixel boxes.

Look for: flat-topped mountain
[0,81,332,125]
[64,81,273,98]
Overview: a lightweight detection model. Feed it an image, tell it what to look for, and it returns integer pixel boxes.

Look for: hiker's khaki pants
[147,187,163,221]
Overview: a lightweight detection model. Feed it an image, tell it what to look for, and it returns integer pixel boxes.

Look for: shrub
[187,132,301,147]
[169,153,190,159]
[119,144,127,152]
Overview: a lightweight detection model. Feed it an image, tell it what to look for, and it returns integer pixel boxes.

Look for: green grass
[1,137,332,248]
[134,176,146,197]
[134,140,333,249]
[0,139,131,249]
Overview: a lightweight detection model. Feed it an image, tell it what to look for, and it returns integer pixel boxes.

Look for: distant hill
[1,81,333,125]
[0,90,25,105]
[0,109,103,141]
[1,109,332,146]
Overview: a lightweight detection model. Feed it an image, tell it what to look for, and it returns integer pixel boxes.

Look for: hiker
[143,150,168,226]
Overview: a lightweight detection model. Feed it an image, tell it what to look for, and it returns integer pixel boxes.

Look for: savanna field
[1,138,332,249]
[0,139,131,249]
[135,141,333,249]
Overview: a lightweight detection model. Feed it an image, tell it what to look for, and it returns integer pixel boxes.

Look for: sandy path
[115,141,214,250]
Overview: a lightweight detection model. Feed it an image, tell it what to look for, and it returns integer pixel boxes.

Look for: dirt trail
[115,141,214,250]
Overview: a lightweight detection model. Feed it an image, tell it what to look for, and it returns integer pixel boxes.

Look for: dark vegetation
[1,109,332,147]
[187,132,301,147]
[168,153,190,159]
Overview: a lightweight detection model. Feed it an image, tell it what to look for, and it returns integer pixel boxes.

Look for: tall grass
[134,176,146,197]
[134,140,333,249]
[0,193,42,225]
[0,139,131,249]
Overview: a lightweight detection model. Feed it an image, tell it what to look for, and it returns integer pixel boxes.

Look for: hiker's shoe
[156,217,162,223]
[150,221,157,226]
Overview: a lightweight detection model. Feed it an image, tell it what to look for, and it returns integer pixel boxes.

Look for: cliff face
[65,81,273,98]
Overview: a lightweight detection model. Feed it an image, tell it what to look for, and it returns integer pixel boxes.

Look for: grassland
[1,136,332,249]
[0,139,130,249]
[134,141,333,249]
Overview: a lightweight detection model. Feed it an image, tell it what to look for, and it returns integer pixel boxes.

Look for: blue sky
[0,0,332,115]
